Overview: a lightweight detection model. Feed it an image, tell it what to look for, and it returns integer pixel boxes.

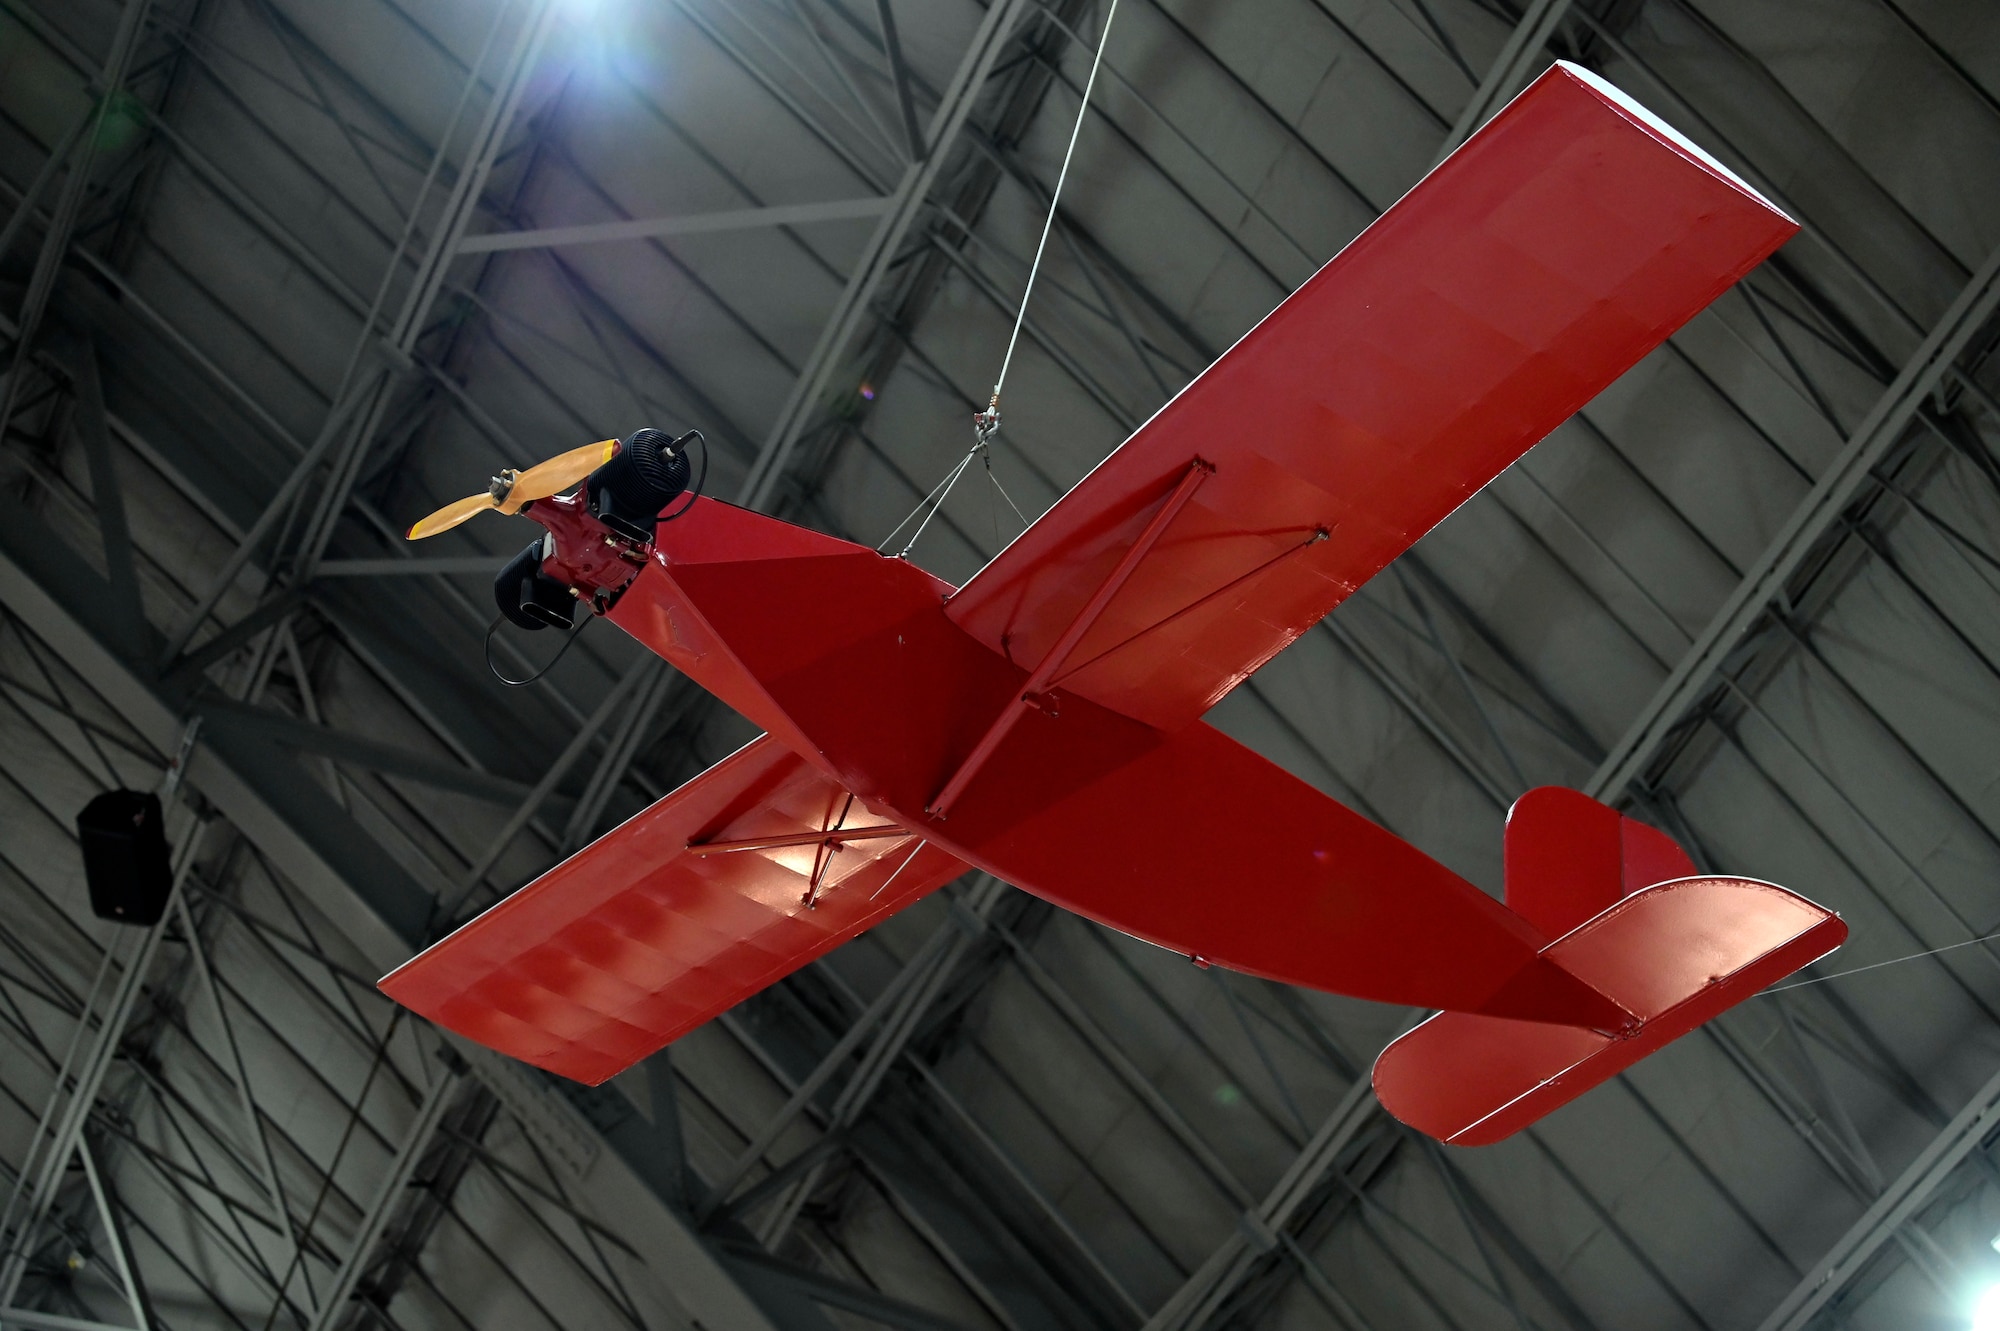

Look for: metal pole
[1434,0,1573,162]
[303,1065,460,1331]
[1145,1075,1380,1331]
[76,1139,148,1331]
[734,0,1033,512]
[172,890,315,1316]
[757,879,1007,1246]
[0,0,155,444]
[1757,1061,2000,1330]
[292,0,560,583]
[1590,242,2000,803]
[0,810,205,1305]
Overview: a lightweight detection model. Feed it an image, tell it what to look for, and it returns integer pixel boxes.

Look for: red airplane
[381,62,1845,1146]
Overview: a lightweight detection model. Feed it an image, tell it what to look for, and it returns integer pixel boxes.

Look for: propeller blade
[407,493,498,540]
[508,439,618,508]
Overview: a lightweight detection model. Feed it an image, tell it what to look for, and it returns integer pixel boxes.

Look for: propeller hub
[488,469,518,503]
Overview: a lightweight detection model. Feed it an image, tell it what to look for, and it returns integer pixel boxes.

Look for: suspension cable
[883,0,1121,557]
[976,0,1122,446]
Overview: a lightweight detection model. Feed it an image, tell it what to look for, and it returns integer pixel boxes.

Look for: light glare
[1972,1283,2000,1331]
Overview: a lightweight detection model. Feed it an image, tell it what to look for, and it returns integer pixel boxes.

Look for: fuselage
[577,496,1627,1028]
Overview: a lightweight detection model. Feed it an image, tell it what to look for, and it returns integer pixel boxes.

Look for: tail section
[1375,789,1845,1145]
[1503,786,1697,939]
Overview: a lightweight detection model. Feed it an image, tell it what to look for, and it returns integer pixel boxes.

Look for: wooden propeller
[406,440,617,539]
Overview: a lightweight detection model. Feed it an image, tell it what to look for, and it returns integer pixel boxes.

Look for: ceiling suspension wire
[978,0,1121,446]
[883,0,1121,558]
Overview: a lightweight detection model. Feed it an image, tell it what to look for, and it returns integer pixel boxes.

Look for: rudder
[1505,786,1698,940]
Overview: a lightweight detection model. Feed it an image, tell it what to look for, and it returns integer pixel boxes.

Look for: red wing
[946,61,1798,730]
[380,735,968,1084]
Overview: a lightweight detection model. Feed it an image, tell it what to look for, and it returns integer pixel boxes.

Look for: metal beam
[157,0,542,674]
[455,197,893,253]
[0,1309,141,1331]
[304,1064,460,1331]
[0,108,89,275]
[194,700,541,808]
[75,1137,149,1331]
[558,664,675,855]
[0,804,204,1307]
[170,889,312,1317]
[719,1245,976,1331]
[67,337,144,660]
[313,557,499,578]
[754,881,1007,1247]
[0,458,788,1331]
[0,0,154,442]
[290,0,558,588]
[695,890,998,1225]
[1589,240,2000,801]
[735,0,1032,511]
[444,658,652,921]
[872,0,926,161]
[1143,1076,1381,1331]
[1756,1061,2000,1330]
[1436,0,1572,161]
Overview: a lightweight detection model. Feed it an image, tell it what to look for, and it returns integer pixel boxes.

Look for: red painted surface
[638,526,1626,1025]
[927,459,1212,817]
[1503,787,1699,940]
[1622,815,1700,894]
[1506,788,1627,942]
[1373,879,1848,1145]
[517,489,648,607]
[378,734,966,1084]
[946,62,1798,732]
[378,63,1837,1138]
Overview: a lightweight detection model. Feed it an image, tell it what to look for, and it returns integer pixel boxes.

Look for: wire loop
[485,613,589,687]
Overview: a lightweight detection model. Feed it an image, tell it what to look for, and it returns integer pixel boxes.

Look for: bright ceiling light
[1971,1282,2000,1331]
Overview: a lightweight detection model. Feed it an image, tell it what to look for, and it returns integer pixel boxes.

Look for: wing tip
[1549,59,1797,226]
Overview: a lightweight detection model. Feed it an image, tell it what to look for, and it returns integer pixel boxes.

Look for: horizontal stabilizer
[1373,876,1845,1145]
[380,736,969,1084]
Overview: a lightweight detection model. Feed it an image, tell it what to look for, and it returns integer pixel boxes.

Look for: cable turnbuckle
[973,392,1001,451]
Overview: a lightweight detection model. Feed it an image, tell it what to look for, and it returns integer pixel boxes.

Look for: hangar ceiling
[2,0,2000,1329]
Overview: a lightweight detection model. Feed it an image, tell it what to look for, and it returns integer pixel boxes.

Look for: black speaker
[77,790,173,925]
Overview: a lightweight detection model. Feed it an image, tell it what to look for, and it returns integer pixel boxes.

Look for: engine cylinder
[588,427,692,540]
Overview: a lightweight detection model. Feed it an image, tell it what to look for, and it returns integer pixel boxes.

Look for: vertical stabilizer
[1505,787,1698,940]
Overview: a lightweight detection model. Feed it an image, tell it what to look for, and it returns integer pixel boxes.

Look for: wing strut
[689,825,907,855]
[927,457,1211,816]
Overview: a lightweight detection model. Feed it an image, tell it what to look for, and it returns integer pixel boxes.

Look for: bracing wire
[878,449,978,555]
[896,450,977,557]
[984,450,1031,531]
[1758,925,2000,995]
